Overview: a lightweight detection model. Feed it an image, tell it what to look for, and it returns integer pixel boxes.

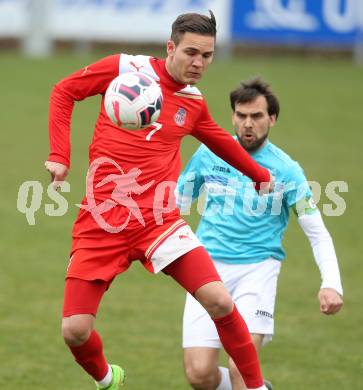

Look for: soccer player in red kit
[45,11,272,390]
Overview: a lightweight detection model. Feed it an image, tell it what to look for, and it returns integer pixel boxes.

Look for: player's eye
[252,113,264,119]
[185,50,197,56]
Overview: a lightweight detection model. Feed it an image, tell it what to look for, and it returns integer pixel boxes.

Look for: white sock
[216,366,232,390]
[248,385,268,390]
[96,365,113,389]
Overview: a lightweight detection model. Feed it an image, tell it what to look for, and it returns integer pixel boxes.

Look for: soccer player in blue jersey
[176,77,343,390]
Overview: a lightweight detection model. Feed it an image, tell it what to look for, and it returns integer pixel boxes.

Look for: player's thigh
[164,246,222,295]
[183,292,222,349]
[69,207,132,281]
[232,259,281,344]
[63,277,110,317]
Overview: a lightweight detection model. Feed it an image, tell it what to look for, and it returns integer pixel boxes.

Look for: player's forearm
[48,84,74,167]
[298,211,343,295]
[195,129,270,187]
[220,138,270,187]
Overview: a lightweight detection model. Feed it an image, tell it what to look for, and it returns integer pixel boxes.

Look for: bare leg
[184,347,220,389]
[62,314,95,346]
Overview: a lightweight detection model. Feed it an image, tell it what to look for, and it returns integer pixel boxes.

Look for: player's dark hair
[230,77,280,119]
[171,10,217,45]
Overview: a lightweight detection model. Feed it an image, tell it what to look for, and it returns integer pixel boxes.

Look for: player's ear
[167,40,176,57]
[269,114,277,127]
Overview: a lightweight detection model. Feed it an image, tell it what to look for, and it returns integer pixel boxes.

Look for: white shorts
[182,258,281,348]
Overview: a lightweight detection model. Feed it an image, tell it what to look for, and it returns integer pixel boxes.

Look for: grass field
[0,50,362,389]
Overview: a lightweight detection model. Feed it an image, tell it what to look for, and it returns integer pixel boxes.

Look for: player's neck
[165,58,183,84]
[251,139,269,155]
[238,137,269,155]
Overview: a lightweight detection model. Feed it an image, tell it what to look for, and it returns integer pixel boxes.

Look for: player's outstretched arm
[294,197,343,315]
[192,103,273,193]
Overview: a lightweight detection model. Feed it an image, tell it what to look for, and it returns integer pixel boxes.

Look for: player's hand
[44,161,69,189]
[259,172,275,195]
[318,288,343,315]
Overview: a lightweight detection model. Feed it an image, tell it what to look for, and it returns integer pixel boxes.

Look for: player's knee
[61,317,92,346]
[204,292,233,318]
[195,283,234,318]
[185,359,218,389]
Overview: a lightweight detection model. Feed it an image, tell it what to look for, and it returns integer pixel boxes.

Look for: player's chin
[185,78,197,85]
[241,140,258,152]
[184,74,202,85]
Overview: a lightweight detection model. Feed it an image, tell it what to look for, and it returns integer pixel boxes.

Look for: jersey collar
[151,57,187,92]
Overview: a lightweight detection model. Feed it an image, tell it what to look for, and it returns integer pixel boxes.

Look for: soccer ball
[104,72,163,130]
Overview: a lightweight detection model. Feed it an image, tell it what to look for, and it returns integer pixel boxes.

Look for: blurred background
[1,0,362,389]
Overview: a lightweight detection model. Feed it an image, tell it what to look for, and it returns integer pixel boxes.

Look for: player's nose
[192,55,203,68]
[244,117,253,127]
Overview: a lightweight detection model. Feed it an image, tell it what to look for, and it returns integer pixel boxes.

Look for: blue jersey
[177,139,312,264]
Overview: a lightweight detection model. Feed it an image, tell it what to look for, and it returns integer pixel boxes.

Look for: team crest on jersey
[174,107,187,126]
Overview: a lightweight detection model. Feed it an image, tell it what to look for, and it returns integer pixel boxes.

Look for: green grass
[0,50,362,389]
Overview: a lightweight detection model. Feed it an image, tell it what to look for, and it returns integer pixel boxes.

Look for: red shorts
[67,206,202,281]
[63,246,221,317]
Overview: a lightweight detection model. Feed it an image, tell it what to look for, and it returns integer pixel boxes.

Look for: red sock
[69,330,109,381]
[213,305,264,389]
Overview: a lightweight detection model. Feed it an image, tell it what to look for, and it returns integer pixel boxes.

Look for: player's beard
[237,131,269,153]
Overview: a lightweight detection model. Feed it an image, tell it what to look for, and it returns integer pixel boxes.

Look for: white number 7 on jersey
[146,122,162,141]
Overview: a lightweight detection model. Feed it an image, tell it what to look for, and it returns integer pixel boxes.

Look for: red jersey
[48,54,269,209]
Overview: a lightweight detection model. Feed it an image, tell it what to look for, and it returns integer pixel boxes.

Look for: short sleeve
[284,162,312,207]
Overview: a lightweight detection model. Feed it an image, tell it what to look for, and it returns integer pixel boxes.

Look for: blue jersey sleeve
[176,146,206,211]
[284,161,312,207]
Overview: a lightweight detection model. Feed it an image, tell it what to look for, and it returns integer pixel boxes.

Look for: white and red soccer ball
[104,72,163,130]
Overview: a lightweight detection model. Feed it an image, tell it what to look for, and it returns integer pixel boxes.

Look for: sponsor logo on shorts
[255,309,273,319]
